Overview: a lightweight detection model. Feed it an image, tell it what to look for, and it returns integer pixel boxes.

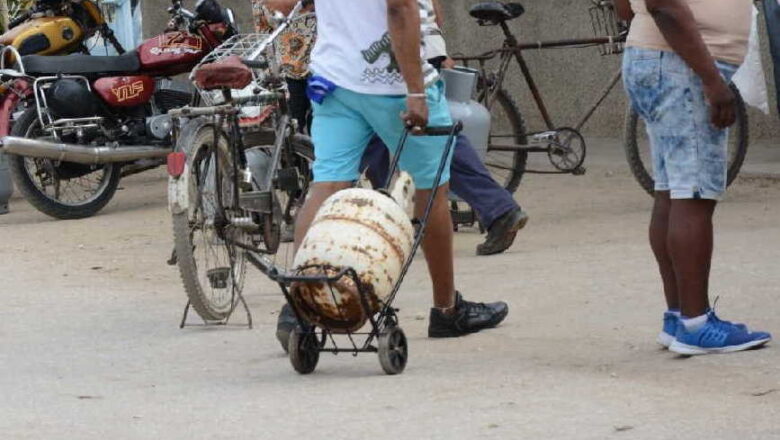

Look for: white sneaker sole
[656,332,675,348]
[669,338,771,355]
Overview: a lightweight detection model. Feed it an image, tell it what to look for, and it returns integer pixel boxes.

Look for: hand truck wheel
[288,326,320,374]
[378,325,408,375]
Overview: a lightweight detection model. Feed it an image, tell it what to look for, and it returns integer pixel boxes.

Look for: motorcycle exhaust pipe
[0,136,170,165]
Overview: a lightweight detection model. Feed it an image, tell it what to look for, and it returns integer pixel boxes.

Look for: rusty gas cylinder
[291,180,415,333]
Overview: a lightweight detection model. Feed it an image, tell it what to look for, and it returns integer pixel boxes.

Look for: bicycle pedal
[231,216,261,232]
[531,131,557,142]
[239,169,254,191]
[207,267,231,289]
[239,190,272,213]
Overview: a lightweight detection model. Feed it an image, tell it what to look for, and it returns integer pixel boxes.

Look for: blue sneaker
[669,311,772,355]
[657,311,680,348]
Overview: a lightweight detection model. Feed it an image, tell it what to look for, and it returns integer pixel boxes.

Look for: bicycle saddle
[469,2,525,24]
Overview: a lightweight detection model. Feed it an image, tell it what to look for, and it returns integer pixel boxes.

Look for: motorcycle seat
[469,2,525,24]
[22,51,141,77]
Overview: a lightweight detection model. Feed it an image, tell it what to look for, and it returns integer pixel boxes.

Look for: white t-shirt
[419,0,448,59]
[309,0,439,95]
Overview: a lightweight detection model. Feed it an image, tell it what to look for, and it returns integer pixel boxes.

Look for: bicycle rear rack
[589,0,627,55]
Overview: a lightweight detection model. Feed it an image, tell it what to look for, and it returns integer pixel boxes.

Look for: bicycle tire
[624,83,749,196]
[172,120,247,322]
[262,134,315,268]
[485,88,528,194]
[8,108,121,220]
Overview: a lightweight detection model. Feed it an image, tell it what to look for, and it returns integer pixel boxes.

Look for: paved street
[1,141,779,439]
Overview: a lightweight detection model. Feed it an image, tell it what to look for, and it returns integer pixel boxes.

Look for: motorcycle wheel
[7,108,121,219]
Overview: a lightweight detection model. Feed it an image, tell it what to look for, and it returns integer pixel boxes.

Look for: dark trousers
[287,77,519,230]
[362,135,518,230]
[286,78,311,133]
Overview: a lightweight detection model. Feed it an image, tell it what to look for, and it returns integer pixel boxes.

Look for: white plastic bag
[733,5,769,114]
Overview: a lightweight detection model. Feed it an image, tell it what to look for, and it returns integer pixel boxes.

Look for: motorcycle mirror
[225,8,238,33]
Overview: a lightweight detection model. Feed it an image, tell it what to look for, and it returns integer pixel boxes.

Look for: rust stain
[343,197,375,208]
[290,264,379,333]
[314,214,408,266]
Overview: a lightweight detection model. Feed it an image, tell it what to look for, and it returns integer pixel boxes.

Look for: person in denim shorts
[616,0,771,355]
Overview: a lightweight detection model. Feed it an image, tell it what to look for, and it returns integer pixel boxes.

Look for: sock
[668,309,681,318]
[682,314,708,332]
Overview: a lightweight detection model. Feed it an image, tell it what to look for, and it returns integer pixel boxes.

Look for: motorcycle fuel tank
[3,17,84,56]
[138,32,208,76]
[94,76,156,108]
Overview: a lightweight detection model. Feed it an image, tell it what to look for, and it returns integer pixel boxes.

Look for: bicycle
[167,7,315,327]
[453,1,749,197]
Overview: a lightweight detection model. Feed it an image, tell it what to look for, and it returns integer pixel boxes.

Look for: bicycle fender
[168,169,189,215]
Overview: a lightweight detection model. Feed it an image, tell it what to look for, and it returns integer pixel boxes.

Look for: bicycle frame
[454,21,627,136]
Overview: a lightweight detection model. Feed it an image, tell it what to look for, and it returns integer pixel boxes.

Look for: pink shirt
[627,0,752,65]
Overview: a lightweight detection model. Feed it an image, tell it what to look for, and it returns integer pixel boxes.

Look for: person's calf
[415,185,456,310]
[667,198,717,318]
[649,191,679,310]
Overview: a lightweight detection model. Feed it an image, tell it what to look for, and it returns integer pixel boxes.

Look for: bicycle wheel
[172,120,249,321]
[267,134,315,272]
[483,88,528,194]
[624,83,749,196]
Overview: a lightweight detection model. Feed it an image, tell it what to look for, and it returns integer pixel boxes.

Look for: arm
[644,0,735,128]
[430,0,456,69]
[387,0,428,131]
[263,0,306,15]
[432,0,444,29]
[613,0,634,21]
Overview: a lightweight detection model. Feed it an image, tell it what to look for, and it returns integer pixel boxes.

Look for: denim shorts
[310,81,453,189]
[623,47,737,200]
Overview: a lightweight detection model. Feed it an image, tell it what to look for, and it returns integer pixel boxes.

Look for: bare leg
[649,191,679,310]
[667,198,717,317]
[415,184,456,309]
[293,181,352,253]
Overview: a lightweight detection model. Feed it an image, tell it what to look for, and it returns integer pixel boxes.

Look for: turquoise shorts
[310,81,453,189]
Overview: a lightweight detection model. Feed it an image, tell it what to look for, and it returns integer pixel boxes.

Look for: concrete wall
[441,0,777,139]
[141,0,777,139]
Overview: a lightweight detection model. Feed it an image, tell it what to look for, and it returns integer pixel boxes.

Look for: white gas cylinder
[291,174,415,332]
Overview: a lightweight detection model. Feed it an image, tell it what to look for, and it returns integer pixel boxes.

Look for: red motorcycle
[0,0,237,219]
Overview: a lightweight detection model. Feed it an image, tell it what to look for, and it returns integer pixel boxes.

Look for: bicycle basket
[193,33,281,106]
[589,0,626,56]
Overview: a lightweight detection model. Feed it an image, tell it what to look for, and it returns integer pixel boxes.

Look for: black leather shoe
[428,292,509,338]
[477,207,529,256]
[276,304,298,353]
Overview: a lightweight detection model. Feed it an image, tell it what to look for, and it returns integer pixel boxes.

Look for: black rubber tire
[7,108,121,219]
[624,83,749,196]
[172,121,243,322]
[288,327,320,375]
[485,88,528,195]
[378,325,408,375]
